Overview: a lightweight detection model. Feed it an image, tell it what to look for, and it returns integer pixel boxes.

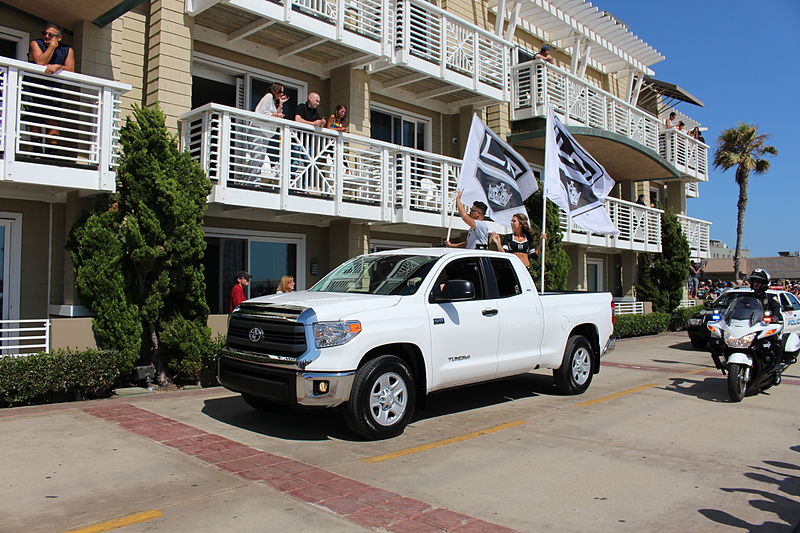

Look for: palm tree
[713,123,777,280]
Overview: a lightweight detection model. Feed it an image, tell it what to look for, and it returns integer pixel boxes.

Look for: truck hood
[245,291,402,321]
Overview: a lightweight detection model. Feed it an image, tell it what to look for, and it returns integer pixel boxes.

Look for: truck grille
[227,304,307,358]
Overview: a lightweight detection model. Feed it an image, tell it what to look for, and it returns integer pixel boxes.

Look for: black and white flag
[456,115,538,227]
[544,107,619,235]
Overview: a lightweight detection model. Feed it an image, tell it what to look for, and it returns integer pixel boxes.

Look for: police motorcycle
[706,296,800,402]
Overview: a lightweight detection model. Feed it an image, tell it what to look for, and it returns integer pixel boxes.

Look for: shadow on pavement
[658,376,729,402]
[652,358,711,368]
[201,373,557,441]
[667,340,707,352]
[698,435,800,531]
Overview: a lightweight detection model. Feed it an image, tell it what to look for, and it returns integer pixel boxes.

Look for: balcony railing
[560,198,662,253]
[660,129,709,181]
[220,0,509,100]
[511,60,708,180]
[0,57,129,192]
[678,214,711,259]
[0,319,50,355]
[180,103,461,228]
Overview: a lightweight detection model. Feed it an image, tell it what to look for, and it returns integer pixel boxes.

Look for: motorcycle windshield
[722,296,764,326]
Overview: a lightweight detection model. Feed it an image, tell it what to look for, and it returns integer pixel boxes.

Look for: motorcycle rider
[749,269,795,364]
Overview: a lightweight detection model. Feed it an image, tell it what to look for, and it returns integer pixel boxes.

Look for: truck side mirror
[432,279,475,303]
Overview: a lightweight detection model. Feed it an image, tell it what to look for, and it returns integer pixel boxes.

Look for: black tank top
[32,39,71,66]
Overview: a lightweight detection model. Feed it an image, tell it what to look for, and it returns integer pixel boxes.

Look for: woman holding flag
[490,213,546,268]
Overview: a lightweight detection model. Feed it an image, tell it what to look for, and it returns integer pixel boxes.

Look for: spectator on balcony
[676,121,686,132]
[689,127,706,143]
[326,104,348,132]
[533,45,555,64]
[445,190,488,249]
[489,213,545,268]
[295,92,326,127]
[250,83,288,176]
[292,92,326,189]
[665,112,677,129]
[636,194,647,206]
[27,23,75,153]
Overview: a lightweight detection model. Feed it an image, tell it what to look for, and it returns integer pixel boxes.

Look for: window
[490,258,521,298]
[786,293,800,309]
[0,26,28,61]
[432,258,485,300]
[370,107,429,150]
[516,48,536,64]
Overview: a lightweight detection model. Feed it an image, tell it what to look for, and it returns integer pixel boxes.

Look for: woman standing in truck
[490,213,545,268]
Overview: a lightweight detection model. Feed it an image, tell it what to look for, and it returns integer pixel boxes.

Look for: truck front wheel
[344,355,416,440]
[553,335,595,395]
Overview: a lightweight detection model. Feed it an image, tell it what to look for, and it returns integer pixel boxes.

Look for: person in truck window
[490,212,545,268]
[444,190,488,249]
[229,271,251,312]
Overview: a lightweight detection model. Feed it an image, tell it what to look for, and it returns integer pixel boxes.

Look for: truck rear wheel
[553,335,594,395]
[344,355,416,440]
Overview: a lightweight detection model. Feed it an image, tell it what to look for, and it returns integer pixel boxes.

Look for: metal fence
[0,319,50,356]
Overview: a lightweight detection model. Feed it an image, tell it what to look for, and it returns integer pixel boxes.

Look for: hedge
[614,312,671,338]
[0,349,129,407]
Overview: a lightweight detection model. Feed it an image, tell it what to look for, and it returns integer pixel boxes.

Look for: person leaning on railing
[533,45,555,64]
[27,22,75,155]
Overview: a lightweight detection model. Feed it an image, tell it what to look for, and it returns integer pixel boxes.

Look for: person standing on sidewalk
[229,271,252,312]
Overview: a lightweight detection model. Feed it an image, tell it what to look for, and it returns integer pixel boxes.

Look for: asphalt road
[2,332,799,532]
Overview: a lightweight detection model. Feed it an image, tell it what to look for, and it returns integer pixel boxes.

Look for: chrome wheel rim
[572,347,591,385]
[368,371,407,426]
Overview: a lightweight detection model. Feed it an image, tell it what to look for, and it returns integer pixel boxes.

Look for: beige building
[0,0,711,349]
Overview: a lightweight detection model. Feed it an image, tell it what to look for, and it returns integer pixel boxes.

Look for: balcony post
[335,0,345,40]
[334,134,344,216]
[218,111,232,197]
[380,146,391,221]
[279,122,292,209]
[380,0,391,58]
[3,65,20,179]
[98,87,114,190]
[397,0,410,65]
[439,15,447,80]
[472,30,480,91]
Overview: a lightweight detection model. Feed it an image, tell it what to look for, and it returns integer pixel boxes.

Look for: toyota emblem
[248,327,264,343]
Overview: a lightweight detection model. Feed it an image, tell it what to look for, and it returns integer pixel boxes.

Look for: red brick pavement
[82,403,520,533]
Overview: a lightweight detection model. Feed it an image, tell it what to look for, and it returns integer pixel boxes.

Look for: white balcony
[180,103,460,229]
[559,198,662,253]
[190,0,510,105]
[511,60,708,181]
[0,57,130,193]
[685,181,699,198]
[678,214,711,260]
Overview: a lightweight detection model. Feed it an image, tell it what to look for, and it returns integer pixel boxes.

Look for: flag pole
[445,190,457,244]
[540,105,552,292]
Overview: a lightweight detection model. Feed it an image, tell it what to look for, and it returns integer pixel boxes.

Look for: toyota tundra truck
[219,248,615,439]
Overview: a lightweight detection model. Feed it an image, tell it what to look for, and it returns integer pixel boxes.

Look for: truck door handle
[482,308,498,317]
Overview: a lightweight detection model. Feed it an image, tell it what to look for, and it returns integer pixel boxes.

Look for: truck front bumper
[218,353,355,407]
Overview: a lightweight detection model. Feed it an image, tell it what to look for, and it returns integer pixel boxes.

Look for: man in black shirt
[291,92,326,189]
[294,92,326,127]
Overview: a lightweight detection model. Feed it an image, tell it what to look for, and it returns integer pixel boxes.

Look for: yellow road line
[363,420,526,463]
[576,383,659,407]
[687,366,713,375]
[64,510,163,533]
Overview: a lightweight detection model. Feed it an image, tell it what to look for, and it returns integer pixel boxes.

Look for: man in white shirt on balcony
[665,112,677,129]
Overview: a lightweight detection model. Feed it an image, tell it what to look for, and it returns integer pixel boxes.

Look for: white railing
[511,60,708,180]
[560,197,662,253]
[678,214,711,259]
[0,319,50,356]
[613,299,644,315]
[680,299,698,308]
[395,0,509,92]
[0,57,129,191]
[180,103,461,227]
[512,60,660,152]
[659,129,709,181]
[685,181,699,198]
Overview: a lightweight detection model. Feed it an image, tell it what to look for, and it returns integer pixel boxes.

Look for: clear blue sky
[599,0,799,257]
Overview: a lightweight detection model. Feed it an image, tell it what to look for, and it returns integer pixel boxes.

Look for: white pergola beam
[324,52,372,72]
[227,19,275,42]
[277,36,327,59]
[382,72,427,89]
[186,0,223,16]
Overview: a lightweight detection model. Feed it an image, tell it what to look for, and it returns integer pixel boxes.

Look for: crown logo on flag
[566,180,581,206]
[487,182,512,207]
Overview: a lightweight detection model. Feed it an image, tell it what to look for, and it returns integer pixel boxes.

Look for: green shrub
[200,334,226,388]
[0,349,129,407]
[669,305,705,331]
[614,312,671,338]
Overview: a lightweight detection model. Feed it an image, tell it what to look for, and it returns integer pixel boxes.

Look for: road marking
[687,366,714,375]
[576,383,658,407]
[362,420,526,463]
[64,510,163,533]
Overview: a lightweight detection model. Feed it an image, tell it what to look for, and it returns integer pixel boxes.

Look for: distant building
[709,239,749,260]
[703,256,800,282]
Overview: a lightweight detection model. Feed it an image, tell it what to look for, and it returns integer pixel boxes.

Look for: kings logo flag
[456,115,538,227]
[544,107,619,235]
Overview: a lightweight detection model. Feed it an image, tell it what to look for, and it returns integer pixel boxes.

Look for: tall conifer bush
[636,210,691,313]
[68,105,213,384]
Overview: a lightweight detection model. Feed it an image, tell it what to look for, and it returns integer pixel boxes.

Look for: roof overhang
[638,76,704,111]
[1,0,145,29]
[489,0,664,75]
[508,126,682,181]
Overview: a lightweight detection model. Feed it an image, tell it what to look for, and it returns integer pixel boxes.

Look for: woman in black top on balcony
[490,212,545,268]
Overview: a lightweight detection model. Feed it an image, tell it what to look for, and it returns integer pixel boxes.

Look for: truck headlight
[723,331,756,348]
[313,321,362,348]
[688,318,701,326]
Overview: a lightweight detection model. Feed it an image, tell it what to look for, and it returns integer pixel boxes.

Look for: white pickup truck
[219,248,616,439]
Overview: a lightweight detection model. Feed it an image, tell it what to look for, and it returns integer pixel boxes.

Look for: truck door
[426,257,499,389]
[487,257,543,377]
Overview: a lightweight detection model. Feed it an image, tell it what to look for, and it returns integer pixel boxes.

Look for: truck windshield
[310,254,438,295]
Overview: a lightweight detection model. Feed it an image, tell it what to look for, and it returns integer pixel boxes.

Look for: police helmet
[749,268,770,287]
